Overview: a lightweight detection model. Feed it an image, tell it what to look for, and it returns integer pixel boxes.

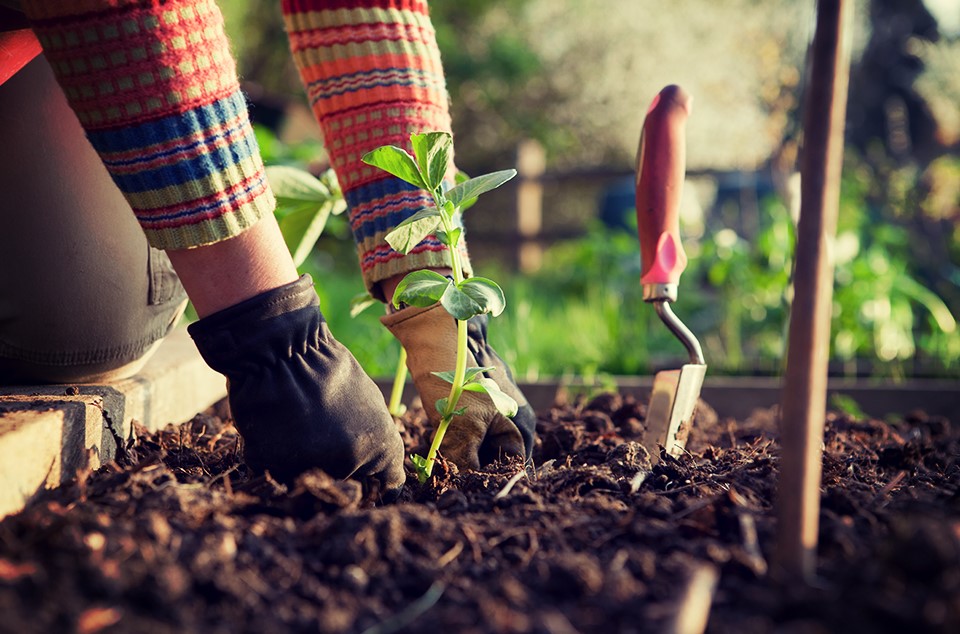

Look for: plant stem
[437,211,469,405]
[388,347,408,416]
[446,318,469,412]
[422,318,468,478]
[421,207,469,478]
[423,415,450,478]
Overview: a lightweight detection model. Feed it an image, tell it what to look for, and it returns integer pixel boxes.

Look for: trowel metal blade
[643,363,707,462]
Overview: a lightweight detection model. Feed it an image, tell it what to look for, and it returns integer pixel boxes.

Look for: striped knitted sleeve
[282,0,472,299]
[22,0,274,250]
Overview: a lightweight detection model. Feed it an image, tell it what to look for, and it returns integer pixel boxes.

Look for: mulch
[0,391,957,633]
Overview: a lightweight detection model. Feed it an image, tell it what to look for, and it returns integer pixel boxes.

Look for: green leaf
[435,227,462,248]
[459,277,507,317]
[318,168,343,200]
[349,291,378,318]
[393,270,452,309]
[436,398,468,418]
[361,146,427,189]
[453,170,478,211]
[278,202,333,268]
[439,284,484,321]
[463,377,519,418]
[384,208,443,254]
[330,198,347,216]
[441,199,456,220]
[446,169,517,208]
[432,366,494,385]
[410,453,429,483]
[411,132,453,192]
[266,165,331,204]
[892,274,957,333]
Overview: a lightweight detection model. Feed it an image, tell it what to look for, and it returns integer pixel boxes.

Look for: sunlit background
[217,0,960,381]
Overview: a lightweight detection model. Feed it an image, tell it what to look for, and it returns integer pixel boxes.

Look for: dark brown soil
[0,392,957,634]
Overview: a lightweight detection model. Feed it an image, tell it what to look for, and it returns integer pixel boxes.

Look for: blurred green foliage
[489,163,958,379]
[256,119,959,380]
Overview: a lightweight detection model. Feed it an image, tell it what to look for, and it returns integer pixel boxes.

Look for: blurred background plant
[216,0,960,380]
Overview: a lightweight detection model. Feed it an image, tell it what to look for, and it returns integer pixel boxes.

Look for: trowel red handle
[636,85,692,287]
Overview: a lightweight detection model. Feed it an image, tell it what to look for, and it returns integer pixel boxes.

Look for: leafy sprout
[362,131,517,481]
[266,166,346,268]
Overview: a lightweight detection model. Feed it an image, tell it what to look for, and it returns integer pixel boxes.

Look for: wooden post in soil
[775,0,853,582]
[515,139,546,273]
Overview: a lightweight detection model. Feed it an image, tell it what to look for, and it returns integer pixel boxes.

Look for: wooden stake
[671,564,719,634]
[516,139,546,273]
[775,0,853,582]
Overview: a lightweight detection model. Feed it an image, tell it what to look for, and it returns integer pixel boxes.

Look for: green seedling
[351,291,409,417]
[362,131,518,482]
[266,165,347,268]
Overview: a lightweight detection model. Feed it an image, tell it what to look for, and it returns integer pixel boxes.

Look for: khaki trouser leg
[0,55,187,384]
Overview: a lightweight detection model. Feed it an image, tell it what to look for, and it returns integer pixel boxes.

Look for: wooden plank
[0,409,64,519]
[0,327,226,519]
[0,397,108,520]
[0,327,226,439]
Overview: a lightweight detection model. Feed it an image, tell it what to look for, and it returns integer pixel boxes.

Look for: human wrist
[167,215,299,318]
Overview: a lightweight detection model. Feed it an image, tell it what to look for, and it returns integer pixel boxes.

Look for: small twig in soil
[541,609,580,634]
[360,581,445,634]
[207,463,241,490]
[673,495,724,521]
[654,483,698,497]
[589,528,629,551]
[519,528,539,569]
[870,470,907,508]
[223,468,233,497]
[460,525,483,564]
[725,422,737,448]
[437,541,464,568]
[487,527,532,549]
[536,459,556,479]
[737,513,768,576]
[494,470,527,500]
[671,563,719,634]
[204,426,229,450]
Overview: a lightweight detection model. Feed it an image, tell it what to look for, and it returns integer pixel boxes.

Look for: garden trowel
[635,85,706,463]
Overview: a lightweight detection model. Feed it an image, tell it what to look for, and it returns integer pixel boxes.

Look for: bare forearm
[166,216,298,318]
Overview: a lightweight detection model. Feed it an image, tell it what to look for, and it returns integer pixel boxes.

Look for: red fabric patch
[0,29,41,87]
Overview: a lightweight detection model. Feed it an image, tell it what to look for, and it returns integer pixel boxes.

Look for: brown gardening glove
[382,303,536,470]
[188,275,405,497]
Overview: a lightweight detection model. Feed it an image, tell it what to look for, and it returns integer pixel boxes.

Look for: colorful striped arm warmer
[23,0,274,250]
[282,0,472,298]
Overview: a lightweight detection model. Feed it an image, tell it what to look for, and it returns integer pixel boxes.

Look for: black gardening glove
[467,312,537,462]
[188,275,405,496]
[382,304,536,470]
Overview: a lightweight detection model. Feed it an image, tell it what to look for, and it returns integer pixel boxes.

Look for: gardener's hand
[382,303,536,470]
[188,275,405,497]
